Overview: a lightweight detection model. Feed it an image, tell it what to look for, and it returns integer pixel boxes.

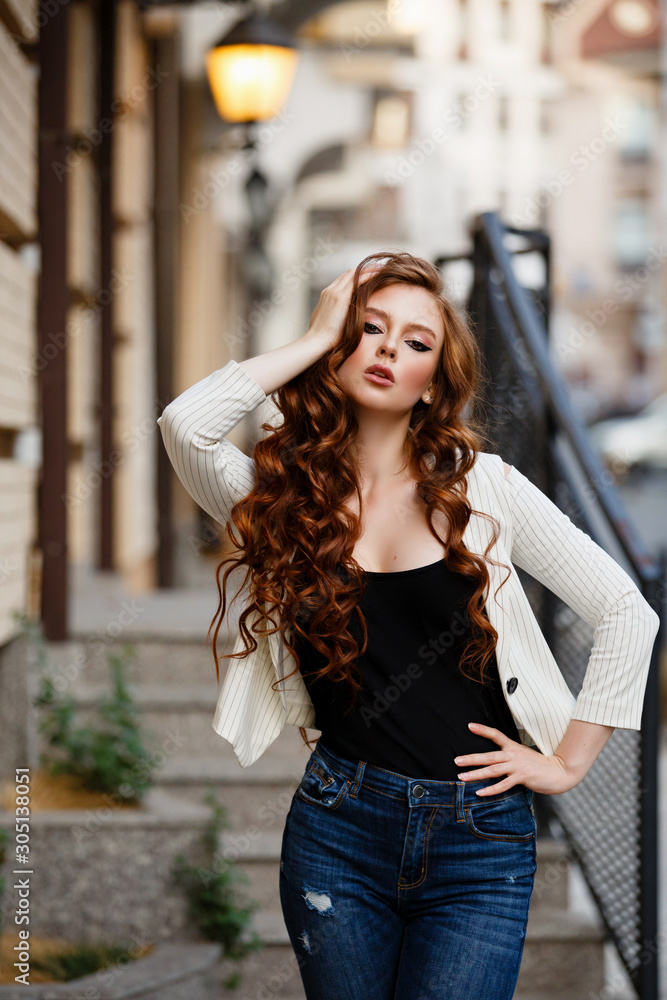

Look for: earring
[422,390,433,404]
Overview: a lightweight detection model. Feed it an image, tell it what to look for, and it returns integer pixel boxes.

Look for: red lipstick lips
[364,364,394,384]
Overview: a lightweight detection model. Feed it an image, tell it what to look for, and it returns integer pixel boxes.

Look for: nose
[378,340,396,359]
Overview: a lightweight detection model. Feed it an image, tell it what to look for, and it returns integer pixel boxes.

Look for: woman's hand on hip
[453,722,584,796]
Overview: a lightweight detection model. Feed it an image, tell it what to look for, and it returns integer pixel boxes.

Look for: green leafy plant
[30,941,144,982]
[172,790,264,988]
[16,612,158,803]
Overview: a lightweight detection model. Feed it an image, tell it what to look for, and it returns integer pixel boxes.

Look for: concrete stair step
[0,942,224,1000]
[528,835,571,911]
[62,680,219,708]
[216,908,605,999]
[41,682,319,760]
[156,754,304,842]
[39,683,221,758]
[157,758,304,849]
[42,636,236,690]
[517,910,606,997]
[0,789,213,945]
[159,751,308,787]
[214,943,306,999]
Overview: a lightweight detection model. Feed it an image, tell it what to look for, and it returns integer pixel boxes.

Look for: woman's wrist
[549,752,585,787]
[237,329,333,396]
[550,719,615,786]
[302,324,338,350]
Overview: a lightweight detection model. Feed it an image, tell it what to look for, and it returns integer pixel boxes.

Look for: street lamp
[205,9,300,124]
[204,7,298,382]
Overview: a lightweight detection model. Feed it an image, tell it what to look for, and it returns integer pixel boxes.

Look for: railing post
[465,211,664,995]
[638,546,665,999]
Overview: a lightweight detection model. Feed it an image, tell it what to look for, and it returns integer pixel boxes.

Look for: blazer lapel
[435,464,513,692]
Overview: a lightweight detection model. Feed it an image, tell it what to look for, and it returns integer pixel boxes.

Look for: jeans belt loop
[350,760,366,798]
[456,780,466,821]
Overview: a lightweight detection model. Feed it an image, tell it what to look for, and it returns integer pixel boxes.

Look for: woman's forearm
[552,718,615,781]
[237,330,332,396]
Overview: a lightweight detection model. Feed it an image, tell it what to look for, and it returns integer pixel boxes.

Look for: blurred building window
[498,94,509,131]
[371,90,412,150]
[634,294,665,353]
[614,96,655,162]
[456,91,469,131]
[499,0,511,40]
[612,197,650,268]
[539,98,551,133]
[457,0,468,59]
[570,265,595,298]
[540,2,554,62]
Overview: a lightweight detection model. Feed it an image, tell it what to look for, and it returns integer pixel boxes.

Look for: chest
[343,483,450,574]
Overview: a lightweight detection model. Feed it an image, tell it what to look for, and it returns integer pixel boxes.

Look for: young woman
[157,252,659,1000]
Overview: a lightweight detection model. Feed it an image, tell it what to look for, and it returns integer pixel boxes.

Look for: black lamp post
[205,7,297,361]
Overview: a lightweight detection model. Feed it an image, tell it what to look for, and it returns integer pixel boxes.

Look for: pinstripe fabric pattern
[157,359,661,767]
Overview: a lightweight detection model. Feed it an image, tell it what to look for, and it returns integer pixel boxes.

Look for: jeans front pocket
[465,789,536,842]
[296,754,351,810]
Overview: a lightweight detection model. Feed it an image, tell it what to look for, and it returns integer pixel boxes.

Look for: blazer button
[506,677,518,694]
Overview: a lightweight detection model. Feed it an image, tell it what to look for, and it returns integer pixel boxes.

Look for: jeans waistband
[315,739,531,807]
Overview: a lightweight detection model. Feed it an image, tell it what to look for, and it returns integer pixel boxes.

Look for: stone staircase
[40,635,618,999]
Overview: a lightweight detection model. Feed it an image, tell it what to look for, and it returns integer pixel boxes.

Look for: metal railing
[436,211,665,1000]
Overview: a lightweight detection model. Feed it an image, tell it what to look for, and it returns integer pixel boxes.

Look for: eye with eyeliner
[363,322,432,352]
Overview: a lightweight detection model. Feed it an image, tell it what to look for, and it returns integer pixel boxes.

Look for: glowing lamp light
[387,0,432,35]
[205,12,299,124]
[609,0,657,35]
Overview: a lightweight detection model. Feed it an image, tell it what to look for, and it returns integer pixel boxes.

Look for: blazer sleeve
[156,359,267,525]
[504,463,661,731]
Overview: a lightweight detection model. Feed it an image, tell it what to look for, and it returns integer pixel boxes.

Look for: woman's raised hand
[305,265,383,354]
[238,264,381,395]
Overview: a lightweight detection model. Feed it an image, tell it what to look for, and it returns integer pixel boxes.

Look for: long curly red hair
[208,250,511,755]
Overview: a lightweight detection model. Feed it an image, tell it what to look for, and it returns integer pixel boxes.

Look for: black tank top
[292,557,522,781]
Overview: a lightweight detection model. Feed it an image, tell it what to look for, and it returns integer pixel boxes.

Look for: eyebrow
[365,306,437,342]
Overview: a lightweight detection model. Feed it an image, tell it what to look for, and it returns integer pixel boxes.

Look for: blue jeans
[279,740,537,1000]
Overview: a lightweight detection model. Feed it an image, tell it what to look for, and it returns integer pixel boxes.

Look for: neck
[351,408,413,489]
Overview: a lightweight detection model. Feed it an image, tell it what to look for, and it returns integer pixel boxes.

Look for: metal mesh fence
[552,626,644,973]
[466,242,650,992]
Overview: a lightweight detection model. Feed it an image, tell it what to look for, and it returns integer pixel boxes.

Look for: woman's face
[337,282,445,414]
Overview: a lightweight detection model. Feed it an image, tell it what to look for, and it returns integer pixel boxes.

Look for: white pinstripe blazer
[157,359,661,767]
